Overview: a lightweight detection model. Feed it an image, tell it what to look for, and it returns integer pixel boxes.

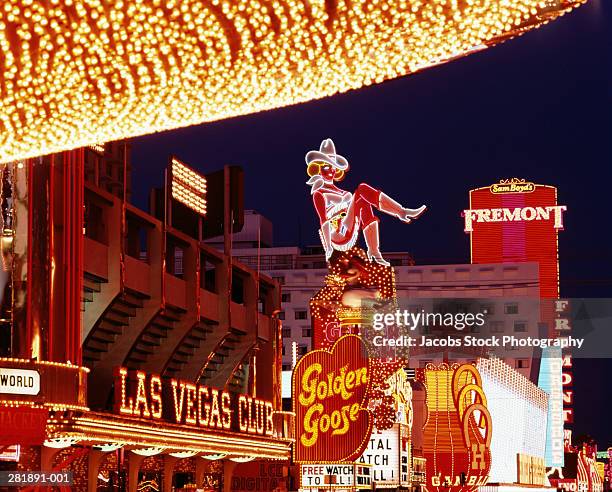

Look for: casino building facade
[0,144,293,491]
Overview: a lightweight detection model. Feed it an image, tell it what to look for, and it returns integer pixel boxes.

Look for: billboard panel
[538,347,565,468]
[358,426,400,485]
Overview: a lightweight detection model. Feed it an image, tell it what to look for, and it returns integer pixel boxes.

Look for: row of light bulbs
[0,0,584,163]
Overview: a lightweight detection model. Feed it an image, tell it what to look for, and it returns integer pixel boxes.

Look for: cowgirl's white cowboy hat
[305,138,349,171]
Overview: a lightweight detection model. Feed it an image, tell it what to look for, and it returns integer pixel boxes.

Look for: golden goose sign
[292,335,373,463]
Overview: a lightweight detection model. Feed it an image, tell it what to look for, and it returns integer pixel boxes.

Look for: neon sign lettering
[489,179,535,194]
[293,335,373,463]
[113,367,273,436]
[463,205,567,232]
[298,363,367,447]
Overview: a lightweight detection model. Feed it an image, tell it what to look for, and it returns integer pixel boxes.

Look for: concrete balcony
[81,182,282,412]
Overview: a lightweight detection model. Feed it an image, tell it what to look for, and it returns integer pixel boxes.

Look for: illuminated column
[163,455,179,492]
[9,151,84,363]
[10,160,30,358]
[127,453,145,492]
[28,157,51,361]
[51,151,84,364]
[222,459,237,492]
[195,457,207,490]
[87,449,105,492]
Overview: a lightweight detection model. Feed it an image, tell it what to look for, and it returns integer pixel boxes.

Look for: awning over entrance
[46,410,294,460]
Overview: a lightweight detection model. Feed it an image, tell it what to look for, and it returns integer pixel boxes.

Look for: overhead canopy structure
[0,0,586,163]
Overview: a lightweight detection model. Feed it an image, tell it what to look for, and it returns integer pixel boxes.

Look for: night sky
[131,1,612,445]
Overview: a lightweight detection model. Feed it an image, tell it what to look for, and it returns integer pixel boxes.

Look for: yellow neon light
[45,412,293,458]
[0,0,586,163]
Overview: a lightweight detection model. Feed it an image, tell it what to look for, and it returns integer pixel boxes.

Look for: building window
[489,321,504,333]
[504,303,519,315]
[480,304,494,315]
[273,275,285,285]
[295,310,308,320]
[282,364,292,371]
[419,359,433,368]
[516,359,530,369]
[298,345,308,356]
[278,311,285,320]
[302,327,312,338]
[282,344,286,356]
[456,304,469,314]
[173,248,184,276]
[514,321,527,333]
[281,292,291,303]
[282,327,291,338]
[201,256,217,293]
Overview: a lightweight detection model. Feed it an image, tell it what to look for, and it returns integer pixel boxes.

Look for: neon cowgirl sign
[306,138,426,266]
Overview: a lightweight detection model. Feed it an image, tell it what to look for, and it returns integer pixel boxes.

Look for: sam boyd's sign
[0,368,40,395]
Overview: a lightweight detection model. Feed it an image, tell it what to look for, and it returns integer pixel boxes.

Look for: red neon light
[112,367,273,436]
[306,138,426,266]
[467,183,563,299]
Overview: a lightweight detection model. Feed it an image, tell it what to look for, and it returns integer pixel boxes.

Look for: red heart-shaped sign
[292,334,372,463]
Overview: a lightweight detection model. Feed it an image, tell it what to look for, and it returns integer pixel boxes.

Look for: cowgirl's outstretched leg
[379,193,427,223]
[351,182,426,224]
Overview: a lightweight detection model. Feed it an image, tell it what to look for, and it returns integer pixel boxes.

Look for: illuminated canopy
[0,0,586,163]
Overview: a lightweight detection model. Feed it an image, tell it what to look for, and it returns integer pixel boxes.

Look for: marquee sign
[292,335,373,463]
[300,463,372,489]
[113,367,273,437]
[358,426,402,485]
